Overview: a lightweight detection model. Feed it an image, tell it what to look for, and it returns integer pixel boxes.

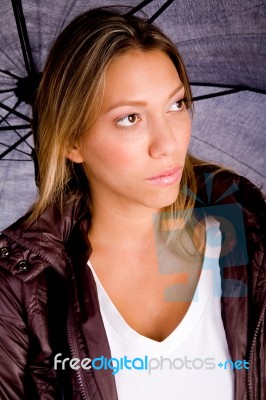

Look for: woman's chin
[145,185,180,210]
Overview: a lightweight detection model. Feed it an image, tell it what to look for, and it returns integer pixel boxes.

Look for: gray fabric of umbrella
[0,0,265,230]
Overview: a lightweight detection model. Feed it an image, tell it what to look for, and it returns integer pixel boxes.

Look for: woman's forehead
[101,50,183,110]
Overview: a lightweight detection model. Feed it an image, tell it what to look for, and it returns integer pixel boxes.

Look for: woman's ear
[67,145,85,163]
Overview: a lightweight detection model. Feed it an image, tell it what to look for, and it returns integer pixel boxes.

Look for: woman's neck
[88,199,160,253]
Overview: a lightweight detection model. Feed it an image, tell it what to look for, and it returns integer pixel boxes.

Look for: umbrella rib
[191,83,266,95]
[0,124,31,131]
[192,88,242,101]
[148,0,175,23]
[0,88,17,94]
[0,142,31,157]
[0,69,22,80]
[0,44,26,76]
[0,99,21,124]
[0,114,33,151]
[0,101,31,122]
[0,94,14,108]
[191,82,239,89]
[0,131,32,160]
[0,159,32,161]
[127,0,176,22]
[192,136,266,180]
[11,0,36,75]
[127,0,155,16]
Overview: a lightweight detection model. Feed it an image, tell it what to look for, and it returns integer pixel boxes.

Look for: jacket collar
[2,199,92,281]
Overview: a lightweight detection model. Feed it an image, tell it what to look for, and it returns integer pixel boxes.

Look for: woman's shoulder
[193,163,265,208]
[0,199,86,283]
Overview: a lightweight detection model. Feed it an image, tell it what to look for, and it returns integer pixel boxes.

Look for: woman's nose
[148,116,179,158]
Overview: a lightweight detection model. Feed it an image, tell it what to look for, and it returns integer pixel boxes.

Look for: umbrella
[0,0,266,230]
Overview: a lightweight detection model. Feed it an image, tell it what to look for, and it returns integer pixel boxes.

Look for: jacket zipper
[246,299,266,400]
[67,311,87,400]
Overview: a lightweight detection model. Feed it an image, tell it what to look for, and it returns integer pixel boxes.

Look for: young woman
[0,7,265,400]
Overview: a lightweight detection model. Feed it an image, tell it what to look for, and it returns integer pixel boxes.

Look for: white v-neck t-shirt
[87,217,234,400]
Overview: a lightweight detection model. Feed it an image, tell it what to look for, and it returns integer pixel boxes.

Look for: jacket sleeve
[0,267,31,399]
[0,265,58,399]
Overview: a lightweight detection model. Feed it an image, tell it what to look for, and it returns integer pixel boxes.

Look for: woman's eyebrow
[105,100,148,113]
[105,83,185,114]
[168,83,185,99]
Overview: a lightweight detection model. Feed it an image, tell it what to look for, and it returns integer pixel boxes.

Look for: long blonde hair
[29,7,212,235]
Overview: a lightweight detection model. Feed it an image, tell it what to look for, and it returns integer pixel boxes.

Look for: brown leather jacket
[0,167,265,400]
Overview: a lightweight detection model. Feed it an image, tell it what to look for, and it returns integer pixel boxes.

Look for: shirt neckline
[87,216,221,355]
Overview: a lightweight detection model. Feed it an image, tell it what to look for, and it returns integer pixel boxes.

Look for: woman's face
[70,50,191,213]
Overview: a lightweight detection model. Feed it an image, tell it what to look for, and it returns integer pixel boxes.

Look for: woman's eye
[169,99,187,112]
[116,114,139,127]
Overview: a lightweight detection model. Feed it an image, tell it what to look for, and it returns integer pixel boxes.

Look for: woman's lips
[145,166,183,187]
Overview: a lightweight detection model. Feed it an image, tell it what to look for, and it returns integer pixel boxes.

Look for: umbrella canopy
[0,0,265,229]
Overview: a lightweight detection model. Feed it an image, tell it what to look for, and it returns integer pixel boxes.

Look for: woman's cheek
[85,141,138,170]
